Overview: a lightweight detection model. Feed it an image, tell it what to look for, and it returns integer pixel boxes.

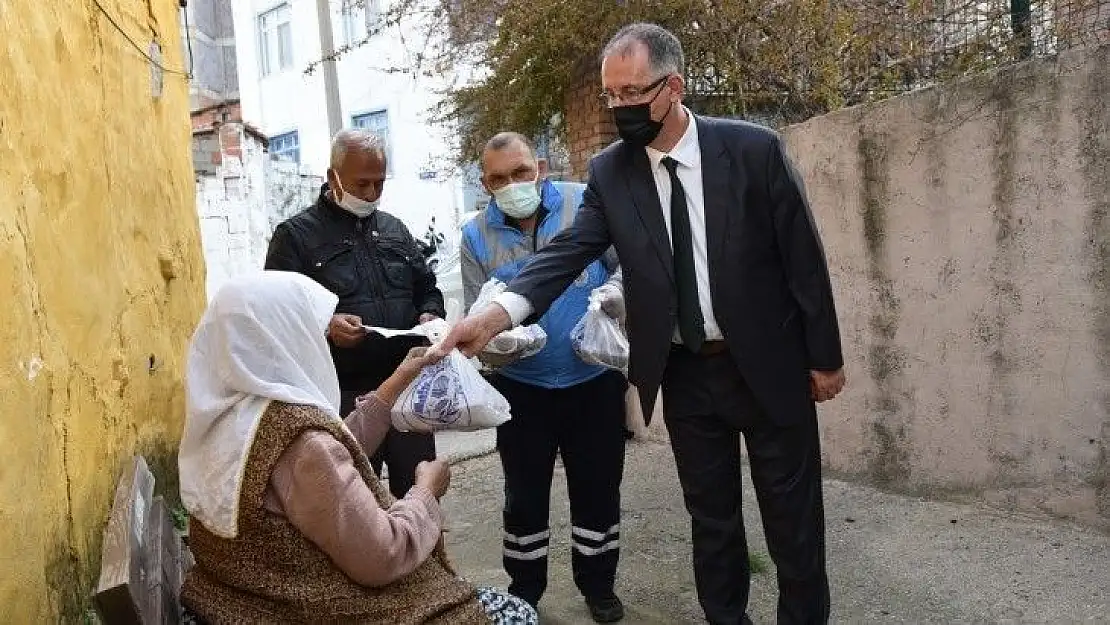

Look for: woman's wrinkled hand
[415,459,451,499]
[373,346,449,408]
[396,346,445,380]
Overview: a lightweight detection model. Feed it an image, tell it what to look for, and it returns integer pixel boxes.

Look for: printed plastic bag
[391,349,512,433]
[469,277,547,368]
[570,292,629,372]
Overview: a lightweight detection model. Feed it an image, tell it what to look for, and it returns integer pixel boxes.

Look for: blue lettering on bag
[410,360,470,427]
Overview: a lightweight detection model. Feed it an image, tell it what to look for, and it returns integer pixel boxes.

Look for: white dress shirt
[494,108,722,343]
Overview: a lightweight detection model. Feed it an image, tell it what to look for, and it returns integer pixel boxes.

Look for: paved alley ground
[438,439,1110,624]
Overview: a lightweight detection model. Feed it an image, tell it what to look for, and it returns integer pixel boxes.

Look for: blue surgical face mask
[493,177,541,219]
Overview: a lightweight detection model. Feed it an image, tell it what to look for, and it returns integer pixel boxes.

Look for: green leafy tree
[314,0,1101,161]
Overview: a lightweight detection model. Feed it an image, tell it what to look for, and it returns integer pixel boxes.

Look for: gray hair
[601,22,685,78]
[482,132,535,162]
[330,128,386,170]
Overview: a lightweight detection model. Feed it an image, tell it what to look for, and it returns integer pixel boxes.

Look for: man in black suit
[439,23,845,625]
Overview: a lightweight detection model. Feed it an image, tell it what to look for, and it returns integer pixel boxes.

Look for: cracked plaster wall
[0,0,205,620]
[786,44,1110,529]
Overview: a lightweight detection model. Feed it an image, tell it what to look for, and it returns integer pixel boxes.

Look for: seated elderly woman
[178,271,536,624]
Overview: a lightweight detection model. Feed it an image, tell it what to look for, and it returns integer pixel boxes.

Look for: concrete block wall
[784,44,1110,529]
[560,42,1110,529]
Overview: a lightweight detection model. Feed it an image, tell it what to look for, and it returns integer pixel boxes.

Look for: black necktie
[662,156,705,353]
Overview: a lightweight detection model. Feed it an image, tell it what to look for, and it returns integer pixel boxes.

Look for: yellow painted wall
[0,0,205,620]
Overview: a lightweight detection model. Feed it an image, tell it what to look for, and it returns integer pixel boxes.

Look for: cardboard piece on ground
[143,497,168,624]
[160,498,186,613]
[94,456,192,625]
[95,456,155,624]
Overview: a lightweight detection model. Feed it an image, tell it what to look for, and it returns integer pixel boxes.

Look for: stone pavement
[436,439,1110,624]
[435,429,497,464]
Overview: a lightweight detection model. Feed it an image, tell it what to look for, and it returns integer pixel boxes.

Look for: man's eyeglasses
[597,75,669,107]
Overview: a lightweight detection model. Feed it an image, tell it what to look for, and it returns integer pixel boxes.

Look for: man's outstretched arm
[443,165,612,356]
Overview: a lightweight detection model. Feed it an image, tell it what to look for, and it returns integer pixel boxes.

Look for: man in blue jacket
[461,132,628,622]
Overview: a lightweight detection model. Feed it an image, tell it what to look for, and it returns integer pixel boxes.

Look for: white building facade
[230,0,479,239]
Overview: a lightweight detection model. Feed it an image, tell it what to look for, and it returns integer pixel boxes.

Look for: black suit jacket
[507,115,843,425]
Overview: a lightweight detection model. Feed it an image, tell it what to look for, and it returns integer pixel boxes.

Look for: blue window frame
[269,130,300,164]
[351,110,392,174]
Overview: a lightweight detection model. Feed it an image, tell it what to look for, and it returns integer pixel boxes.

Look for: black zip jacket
[264,185,445,390]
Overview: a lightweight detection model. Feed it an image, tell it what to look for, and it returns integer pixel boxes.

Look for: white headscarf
[179,271,342,538]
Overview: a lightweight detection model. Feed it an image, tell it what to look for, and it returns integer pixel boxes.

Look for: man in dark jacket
[264,128,445,498]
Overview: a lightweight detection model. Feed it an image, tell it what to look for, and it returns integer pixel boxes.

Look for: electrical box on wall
[149,40,163,98]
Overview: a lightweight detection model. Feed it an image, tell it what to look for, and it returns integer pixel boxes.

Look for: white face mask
[493,177,541,219]
[332,175,379,218]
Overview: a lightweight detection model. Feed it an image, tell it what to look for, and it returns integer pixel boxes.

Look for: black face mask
[611,80,673,147]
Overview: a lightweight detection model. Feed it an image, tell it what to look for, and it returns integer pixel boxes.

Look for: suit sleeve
[264,222,305,272]
[767,134,844,371]
[507,161,612,322]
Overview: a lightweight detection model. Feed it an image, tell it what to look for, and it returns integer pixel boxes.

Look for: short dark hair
[601,22,685,77]
[484,131,535,155]
[481,132,538,172]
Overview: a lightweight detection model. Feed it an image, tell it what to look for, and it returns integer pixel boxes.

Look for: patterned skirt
[183,587,537,624]
[476,587,539,624]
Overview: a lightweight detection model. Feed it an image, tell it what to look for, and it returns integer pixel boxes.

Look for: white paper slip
[361,325,425,338]
[362,318,451,342]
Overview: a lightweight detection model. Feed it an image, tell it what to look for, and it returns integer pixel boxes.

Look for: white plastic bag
[391,349,512,433]
[469,277,547,368]
[483,324,547,360]
[570,292,629,372]
[445,298,463,326]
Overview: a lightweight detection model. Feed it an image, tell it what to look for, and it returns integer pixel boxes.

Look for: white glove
[477,349,522,370]
[478,325,547,369]
[594,283,625,322]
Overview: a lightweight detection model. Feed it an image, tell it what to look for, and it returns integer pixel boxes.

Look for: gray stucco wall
[785,44,1109,529]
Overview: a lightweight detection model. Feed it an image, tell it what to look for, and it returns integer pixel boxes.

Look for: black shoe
[585,594,624,623]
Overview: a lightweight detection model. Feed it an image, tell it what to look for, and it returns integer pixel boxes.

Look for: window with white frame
[339,0,384,45]
[269,130,300,164]
[257,4,293,77]
[351,110,392,174]
[339,0,363,45]
[365,0,384,34]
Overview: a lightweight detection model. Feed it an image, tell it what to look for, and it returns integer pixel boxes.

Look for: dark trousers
[662,348,830,625]
[338,336,436,500]
[491,370,627,606]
